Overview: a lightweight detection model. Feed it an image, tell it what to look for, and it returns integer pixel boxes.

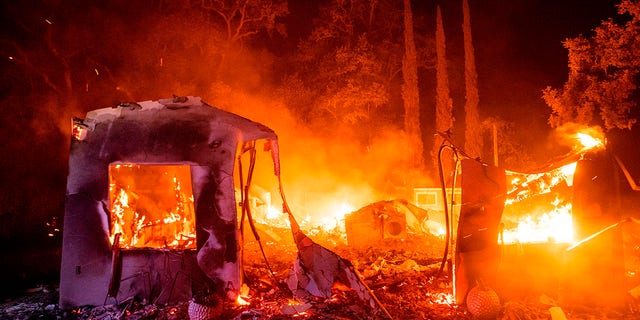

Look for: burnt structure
[59,96,277,308]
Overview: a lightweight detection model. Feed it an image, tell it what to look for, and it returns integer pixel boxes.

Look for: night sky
[436,0,620,154]
[469,0,619,117]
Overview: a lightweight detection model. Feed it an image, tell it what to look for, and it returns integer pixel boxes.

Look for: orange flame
[502,203,573,244]
[501,128,603,244]
[236,284,251,306]
[108,164,197,249]
[576,132,603,151]
[236,295,251,306]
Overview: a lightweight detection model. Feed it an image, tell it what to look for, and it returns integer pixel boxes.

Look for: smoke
[206,81,426,227]
[551,122,605,152]
[0,0,447,236]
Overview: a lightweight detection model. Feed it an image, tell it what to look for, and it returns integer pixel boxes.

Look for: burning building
[58,94,639,316]
[453,126,640,311]
[59,96,278,308]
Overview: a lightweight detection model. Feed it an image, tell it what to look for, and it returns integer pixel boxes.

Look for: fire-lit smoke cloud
[207,82,429,229]
[551,122,605,153]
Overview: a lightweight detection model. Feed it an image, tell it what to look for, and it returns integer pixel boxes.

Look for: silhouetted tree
[462,0,482,158]
[433,5,455,180]
[291,0,406,134]
[481,118,534,171]
[402,0,425,170]
[194,0,288,75]
[542,0,640,131]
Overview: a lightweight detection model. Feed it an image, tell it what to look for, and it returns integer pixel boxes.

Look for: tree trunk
[402,0,425,171]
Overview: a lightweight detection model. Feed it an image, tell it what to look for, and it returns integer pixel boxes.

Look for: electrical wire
[238,142,279,288]
[436,144,459,278]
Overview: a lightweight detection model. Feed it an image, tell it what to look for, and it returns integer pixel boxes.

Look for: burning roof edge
[80,96,277,143]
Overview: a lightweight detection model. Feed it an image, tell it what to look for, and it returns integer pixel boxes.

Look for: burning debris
[109,164,197,249]
[285,207,391,318]
[45,97,640,319]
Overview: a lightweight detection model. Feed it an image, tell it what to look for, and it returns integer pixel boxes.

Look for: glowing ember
[427,292,456,305]
[236,284,251,306]
[71,119,88,140]
[236,295,251,306]
[108,164,196,249]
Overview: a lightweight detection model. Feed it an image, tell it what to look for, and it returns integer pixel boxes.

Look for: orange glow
[318,201,355,231]
[427,292,455,305]
[503,160,578,244]
[108,164,196,249]
[576,131,604,151]
[235,284,251,306]
[500,127,603,244]
[505,162,577,206]
[236,295,251,306]
[502,203,573,244]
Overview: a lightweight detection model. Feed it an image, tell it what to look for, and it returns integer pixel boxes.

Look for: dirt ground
[1,229,640,320]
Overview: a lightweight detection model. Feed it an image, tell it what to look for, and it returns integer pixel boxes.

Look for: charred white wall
[59,97,276,308]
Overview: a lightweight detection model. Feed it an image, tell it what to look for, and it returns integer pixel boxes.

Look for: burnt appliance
[344,200,411,247]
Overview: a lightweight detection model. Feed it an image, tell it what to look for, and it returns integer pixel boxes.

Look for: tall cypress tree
[402,0,425,171]
[463,0,482,158]
[433,5,455,181]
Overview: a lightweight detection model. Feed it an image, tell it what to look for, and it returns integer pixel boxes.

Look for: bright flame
[503,158,579,244]
[500,127,603,245]
[236,284,251,306]
[266,205,284,220]
[502,204,573,244]
[505,161,577,205]
[236,295,251,306]
[317,201,355,231]
[108,164,196,249]
[576,132,604,151]
[558,162,577,187]
[556,125,605,153]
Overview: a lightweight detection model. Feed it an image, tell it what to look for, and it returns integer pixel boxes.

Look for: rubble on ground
[2,231,640,319]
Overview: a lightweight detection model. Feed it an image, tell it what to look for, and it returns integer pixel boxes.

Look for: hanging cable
[448,151,461,272]
[238,146,246,236]
[238,142,280,287]
[436,143,456,278]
